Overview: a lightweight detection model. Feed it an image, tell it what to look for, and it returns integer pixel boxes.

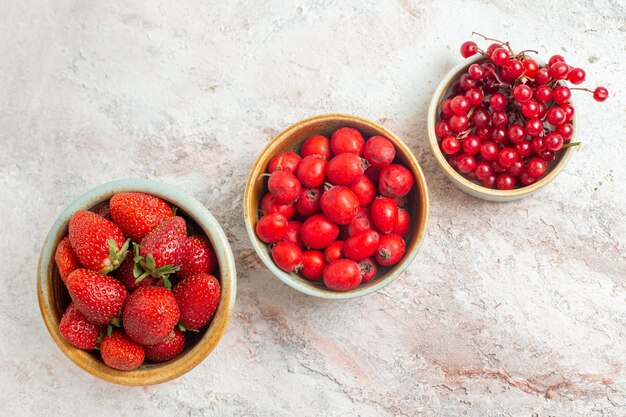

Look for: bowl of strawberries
[428,33,608,201]
[244,114,429,299]
[37,178,236,385]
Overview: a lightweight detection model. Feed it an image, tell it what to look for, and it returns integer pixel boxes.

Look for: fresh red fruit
[527,158,547,178]
[255,213,287,243]
[55,236,82,283]
[326,153,366,185]
[480,141,499,161]
[144,329,186,362]
[324,241,345,263]
[300,214,339,249]
[561,104,575,123]
[179,235,217,279]
[557,123,574,140]
[552,86,571,104]
[500,59,524,82]
[522,58,539,78]
[513,84,532,102]
[123,286,179,345]
[568,68,586,84]
[450,96,470,115]
[441,136,461,155]
[375,234,406,266]
[357,257,378,283]
[449,114,469,132]
[365,165,382,182]
[260,193,295,220]
[393,208,410,238]
[300,250,326,281]
[363,136,395,167]
[268,170,302,204]
[515,141,532,158]
[491,48,510,66]
[66,269,128,325]
[174,273,221,330]
[69,210,129,274]
[59,303,104,350]
[320,186,360,225]
[110,193,173,242]
[462,135,481,155]
[457,154,477,173]
[100,330,145,371]
[465,88,483,106]
[268,152,301,173]
[323,259,362,291]
[301,135,332,160]
[546,107,566,125]
[295,188,322,217]
[330,127,365,155]
[379,164,414,198]
[475,162,494,181]
[545,133,564,152]
[481,174,497,189]
[138,216,187,279]
[271,242,303,272]
[549,62,569,80]
[548,54,565,66]
[113,255,155,291]
[370,197,398,234]
[507,160,525,177]
[349,175,376,207]
[344,229,380,261]
[593,86,608,102]
[496,173,515,190]
[297,155,327,188]
[520,172,537,186]
[435,120,451,138]
[498,148,518,168]
[535,68,551,85]
[347,208,373,236]
[460,41,478,58]
[283,221,305,249]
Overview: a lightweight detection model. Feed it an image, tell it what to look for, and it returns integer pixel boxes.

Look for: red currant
[526,158,547,178]
[593,86,608,102]
[457,154,477,173]
[460,41,478,58]
[525,118,544,136]
[489,93,507,111]
[548,54,565,66]
[471,107,490,127]
[552,86,571,104]
[522,58,539,78]
[496,173,515,190]
[449,114,469,132]
[546,107,566,126]
[507,124,526,143]
[535,68,551,85]
[435,120,451,138]
[462,135,481,155]
[468,64,484,80]
[491,48,510,66]
[497,148,518,168]
[465,88,484,107]
[450,95,471,115]
[441,136,461,155]
[567,68,586,85]
[544,132,563,152]
[521,100,540,118]
[513,84,533,103]
[515,141,532,158]
[480,141,499,161]
[475,162,494,181]
[534,86,552,103]
[549,62,569,80]
[556,123,574,140]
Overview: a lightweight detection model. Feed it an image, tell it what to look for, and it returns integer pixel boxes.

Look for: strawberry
[134,216,187,285]
[178,235,217,279]
[112,254,155,291]
[110,192,173,242]
[173,273,221,331]
[59,303,104,350]
[66,269,128,325]
[69,210,129,273]
[123,286,179,345]
[100,330,145,371]
[55,236,82,283]
[144,329,186,362]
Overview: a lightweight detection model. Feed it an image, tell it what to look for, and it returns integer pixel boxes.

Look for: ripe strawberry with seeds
[100,330,145,371]
[144,329,186,362]
[123,286,180,345]
[69,210,129,274]
[135,216,187,285]
[66,269,128,325]
[174,273,221,331]
[59,303,104,350]
[55,236,82,283]
[113,254,155,291]
[178,235,217,280]
[110,192,173,242]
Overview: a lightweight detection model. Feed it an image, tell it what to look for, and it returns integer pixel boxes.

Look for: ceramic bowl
[37,178,237,385]
[427,55,577,201]
[244,114,429,299]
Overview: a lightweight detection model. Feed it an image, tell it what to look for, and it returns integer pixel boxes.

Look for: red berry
[271,241,303,272]
[323,259,362,291]
[534,85,552,103]
[260,193,295,220]
[527,158,547,178]
[449,115,469,132]
[300,250,326,281]
[552,86,571,104]
[255,213,288,243]
[66,269,128,325]
[55,236,82,283]
[457,154,477,173]
[491,110,509,127]
[520,172,537,186]
[525,118,543,136]
[496,173,515,190]
[375,234,406,266]
[320,185,360,225]
[500,59,524,82]
[507,124,526,143]
[297,155,327,188]
[492,128,507,144]
[480,141,499,161]
[59,303,104,350]
[268,152,302,173]
[545,132,564,152]
[460,41,478,58]
[347,208,373,237]
[268,170,302,204]
[568,68,586,84]
[548,54,565,67]
[515,141,532,158]
[507,160,525,177]
[174,273,221,331]
[557,123,574,140]
[301,135,332,160]
[100,330,145,371]
[593,86,608,102]
[144,329,185,362]
[535,68,551,85]
[531,136,546,154]
[123,286,180,345]
[459,73,477,90]
[110,193,173,242]
[489,93,507,111]
[392,208,410,238]
[481,174,497,188]
[379,164,414,198]
[138,216,187,273]
[330,127,365,155]
[513,84,533,103]
[497,148,518,168]
[300,214,340,249]
[441,136,461,155]
[522,58,539,78]
[491,48,510,66]
[468,64,484,80]
[465,88,484,107]
[323,241,344,263]
[357,258,378,283]
[549,62,569,80]
[179,235,217,279]
[546,107,567,126]
[471,107,490,127]
[561,104,575,123]
[435,120,451,138]
[486,43,501,56]
[441,98,454,118]
[295,187,322,217]
[521,100,539,118]
[326,153,366,185]
[363,136,395,167]
[283,221,305,250]
[370,197,398,234]
[349,175,377,207]
[450,95,470,115]
[475,162,494,181]
[344,229,380,261]
[462,135,481,155]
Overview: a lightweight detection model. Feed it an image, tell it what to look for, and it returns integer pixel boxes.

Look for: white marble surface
[1,1,625,416]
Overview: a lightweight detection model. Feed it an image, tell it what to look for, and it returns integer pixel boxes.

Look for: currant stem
[561,142,581,149]
[570,87,594,93]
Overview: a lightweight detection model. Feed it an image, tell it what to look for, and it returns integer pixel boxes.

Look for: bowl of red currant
[428,33,608,201]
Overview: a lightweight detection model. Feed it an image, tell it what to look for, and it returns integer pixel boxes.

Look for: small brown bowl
[244,114,429,299]
[37,178,237,385]
[427,55,577,201]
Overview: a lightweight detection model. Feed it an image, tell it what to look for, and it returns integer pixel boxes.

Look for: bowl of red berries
[244,114,429,299]
[37,178,236,385]
[428,33,608,201]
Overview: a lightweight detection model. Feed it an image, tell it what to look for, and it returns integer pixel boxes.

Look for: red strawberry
[113,255,155,291]
[178,235,217,279]
[110,192,173,242]
[59,303,104,350]
[69,210,129,273]
[173,273,221,331]
[55,236,82,283]
[123,286,179,345]
[66,269,128,325]
[144,329,186,362]
[134,216,187,284]
[100,330,145,371]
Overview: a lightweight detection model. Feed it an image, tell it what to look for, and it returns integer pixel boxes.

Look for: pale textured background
[1,1,625,416]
